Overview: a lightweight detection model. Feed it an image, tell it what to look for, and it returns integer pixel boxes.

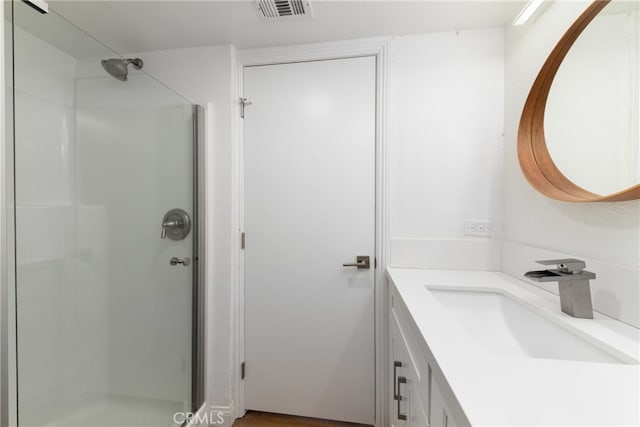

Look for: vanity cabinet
[389,285,463,427]
[387,268,640,426]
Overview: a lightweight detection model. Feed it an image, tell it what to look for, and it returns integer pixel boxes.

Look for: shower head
[100,58,143,82]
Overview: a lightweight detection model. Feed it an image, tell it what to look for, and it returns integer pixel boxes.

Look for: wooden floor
[232,411,371,427]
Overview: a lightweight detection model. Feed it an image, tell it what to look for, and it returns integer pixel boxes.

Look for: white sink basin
[426,287,636,364]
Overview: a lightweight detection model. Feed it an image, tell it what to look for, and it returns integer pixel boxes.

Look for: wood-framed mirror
[517,0,640,202]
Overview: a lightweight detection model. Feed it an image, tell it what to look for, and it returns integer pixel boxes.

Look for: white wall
[504,1,640,328]
[389,28,505,271]
[132,45,237,414]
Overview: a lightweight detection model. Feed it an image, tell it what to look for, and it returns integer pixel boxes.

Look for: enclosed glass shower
[5,1,203,425]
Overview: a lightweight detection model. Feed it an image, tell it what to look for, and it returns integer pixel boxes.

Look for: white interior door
[243,57,376,425]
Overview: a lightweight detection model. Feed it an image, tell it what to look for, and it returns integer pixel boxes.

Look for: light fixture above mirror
[513,0,545,26]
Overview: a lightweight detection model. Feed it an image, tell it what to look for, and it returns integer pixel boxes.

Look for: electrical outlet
[464,220,492,237]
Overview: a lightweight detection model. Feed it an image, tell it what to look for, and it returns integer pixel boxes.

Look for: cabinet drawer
[390,312,429,427]
[390,287,430,384]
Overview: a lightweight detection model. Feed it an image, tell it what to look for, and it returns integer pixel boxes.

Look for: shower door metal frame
[1,2,14,426]
[192,105,206,414]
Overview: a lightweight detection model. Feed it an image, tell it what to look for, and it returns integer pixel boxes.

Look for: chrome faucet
[524,259,595,319]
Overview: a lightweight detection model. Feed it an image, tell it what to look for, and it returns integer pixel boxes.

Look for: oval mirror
[518,0,640,202]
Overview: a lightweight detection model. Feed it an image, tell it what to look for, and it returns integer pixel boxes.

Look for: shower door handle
[170,257,191,266]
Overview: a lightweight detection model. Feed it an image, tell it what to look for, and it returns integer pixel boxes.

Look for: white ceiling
[47,0,526,53]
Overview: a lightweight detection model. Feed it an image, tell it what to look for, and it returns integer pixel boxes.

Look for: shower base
[25,393,186,427]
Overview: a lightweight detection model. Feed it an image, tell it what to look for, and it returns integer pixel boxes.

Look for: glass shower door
[11,1,197,425]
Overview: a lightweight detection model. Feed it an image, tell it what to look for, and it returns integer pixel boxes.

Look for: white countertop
[387,268,640,426]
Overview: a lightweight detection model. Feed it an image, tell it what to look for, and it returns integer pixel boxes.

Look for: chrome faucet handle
[160,209,191,241]
[535,258,586,274]
[161,219,180,239]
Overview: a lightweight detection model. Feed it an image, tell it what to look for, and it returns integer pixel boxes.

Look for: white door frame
[231,37,391,427]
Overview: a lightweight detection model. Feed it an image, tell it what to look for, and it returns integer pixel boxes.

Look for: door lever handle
[342,256,370,269]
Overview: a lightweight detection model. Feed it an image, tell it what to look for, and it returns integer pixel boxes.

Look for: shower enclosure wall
[3,1,204,425]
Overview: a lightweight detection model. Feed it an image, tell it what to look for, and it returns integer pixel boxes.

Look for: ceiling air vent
[256,0,313,21]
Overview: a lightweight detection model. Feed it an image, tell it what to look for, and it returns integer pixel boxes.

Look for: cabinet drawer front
[390,287,430,391]
[390,308,430,420]
[390,313,411,426]
[390,313,429,427]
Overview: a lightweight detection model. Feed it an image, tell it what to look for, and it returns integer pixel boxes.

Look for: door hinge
[375,257,377,269]
[240,232,246,249]
[240,97,252,119]
[241,362,246,380]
